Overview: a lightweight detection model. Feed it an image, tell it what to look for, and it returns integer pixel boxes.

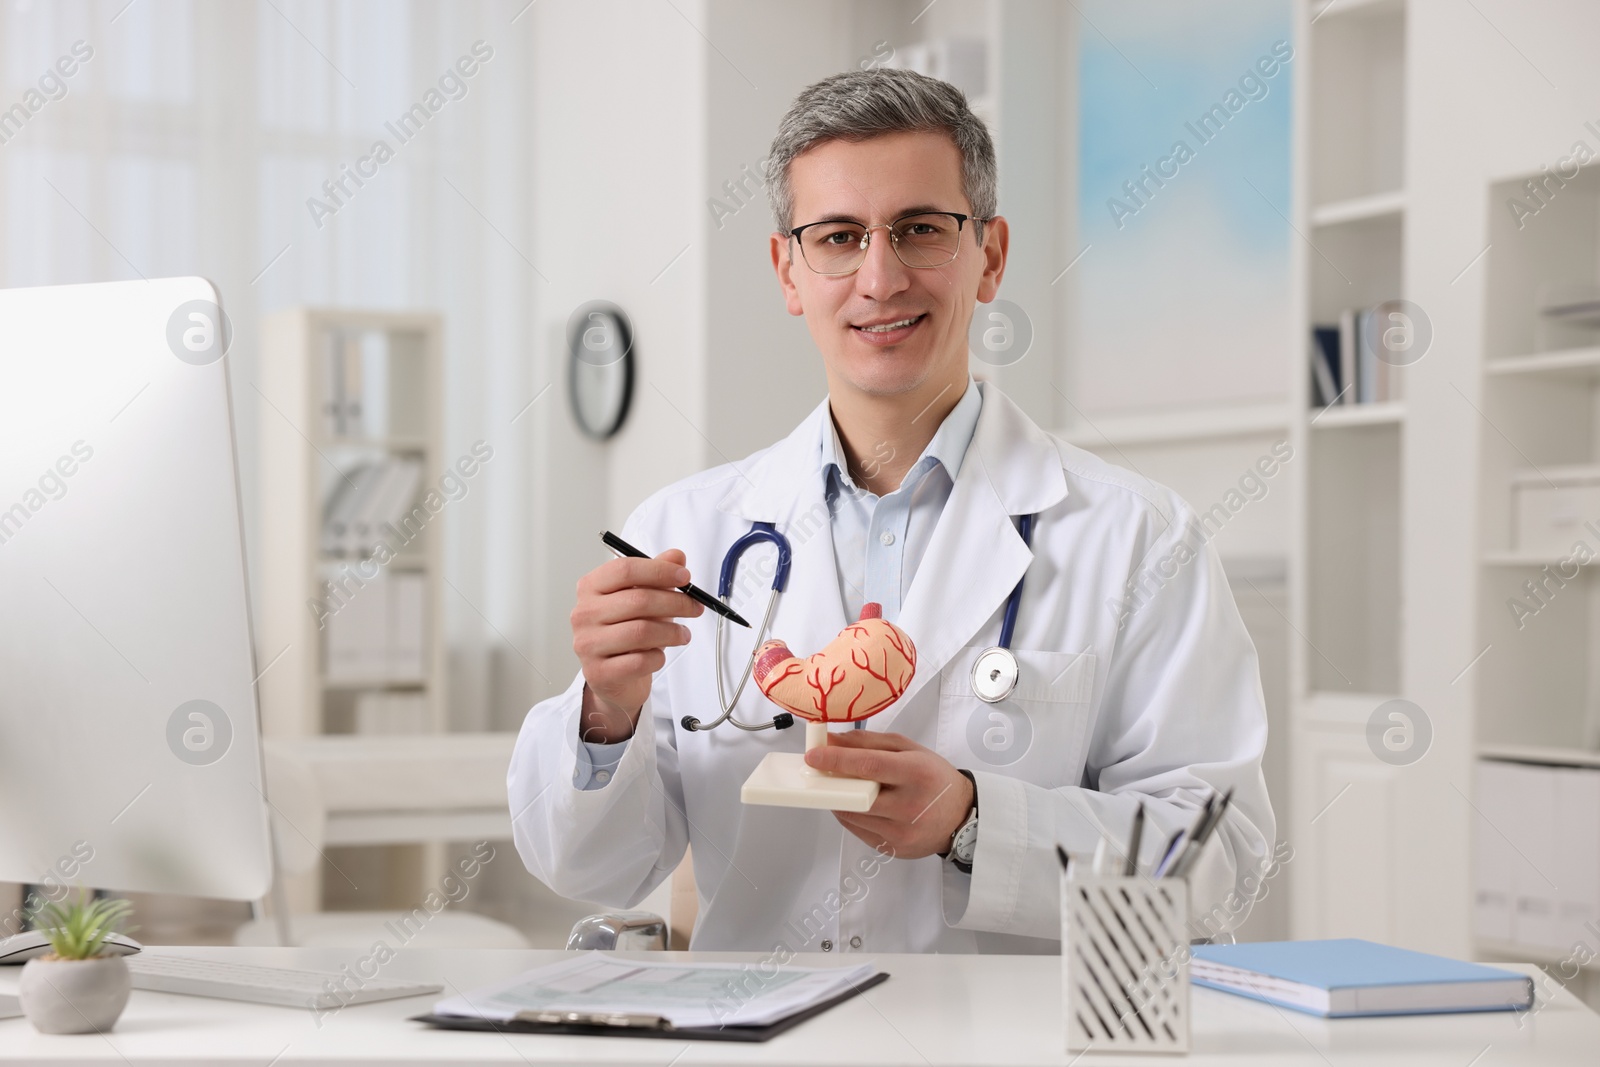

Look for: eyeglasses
[787,211,986,275]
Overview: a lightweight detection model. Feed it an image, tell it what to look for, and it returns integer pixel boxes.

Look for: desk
[0,947,1593,1064]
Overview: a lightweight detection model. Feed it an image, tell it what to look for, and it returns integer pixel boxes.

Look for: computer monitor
[0,277,272,905]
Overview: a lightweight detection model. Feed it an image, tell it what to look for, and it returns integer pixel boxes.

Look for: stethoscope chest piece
[971,645,1020,704]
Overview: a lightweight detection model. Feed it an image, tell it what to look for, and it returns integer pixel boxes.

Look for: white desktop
[0,277,271,902]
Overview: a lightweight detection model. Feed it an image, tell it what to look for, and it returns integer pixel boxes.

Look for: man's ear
[975,215,1010,303]
[770,232,806,317]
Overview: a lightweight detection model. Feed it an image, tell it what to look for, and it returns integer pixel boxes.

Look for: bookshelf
[1288,0,1412,944]
[1470,167,1600,984]
[1475,165,1600,761]
[1285,1,1600,1004]
[256,308,447,912]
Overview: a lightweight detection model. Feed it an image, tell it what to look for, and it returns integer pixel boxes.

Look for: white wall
[525,0,710,701]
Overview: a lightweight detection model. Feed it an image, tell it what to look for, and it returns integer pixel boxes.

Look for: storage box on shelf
[1472,752,1600,976]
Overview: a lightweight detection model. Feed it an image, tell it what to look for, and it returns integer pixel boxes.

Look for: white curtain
[0,0,540,732]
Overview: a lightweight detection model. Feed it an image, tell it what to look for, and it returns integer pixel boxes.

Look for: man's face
[771,130,1007,400]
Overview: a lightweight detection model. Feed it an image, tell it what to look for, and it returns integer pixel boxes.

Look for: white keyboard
[126,953,441,1010]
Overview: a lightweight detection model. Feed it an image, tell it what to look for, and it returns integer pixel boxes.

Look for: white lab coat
[509,383,1275,954]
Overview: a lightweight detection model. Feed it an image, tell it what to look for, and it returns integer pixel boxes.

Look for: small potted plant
[18,892,136,1034]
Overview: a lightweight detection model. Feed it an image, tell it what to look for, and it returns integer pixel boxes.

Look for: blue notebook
[1190,939,1535,1018]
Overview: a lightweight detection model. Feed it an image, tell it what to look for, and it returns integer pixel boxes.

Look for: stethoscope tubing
[688,512,1036,729]
[683,521,794,733]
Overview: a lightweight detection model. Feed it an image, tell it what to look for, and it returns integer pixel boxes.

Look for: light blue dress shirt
[573,378,983,788]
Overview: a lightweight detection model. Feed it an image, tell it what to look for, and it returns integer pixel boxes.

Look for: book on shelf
[1309,305,1397,409]
[1311,325,1341,406]
[322,570,429,685]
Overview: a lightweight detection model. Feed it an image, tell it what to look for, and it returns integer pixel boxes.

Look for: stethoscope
[679,512,1037,732]
[680,522,796,734]
[971,512,1035,704]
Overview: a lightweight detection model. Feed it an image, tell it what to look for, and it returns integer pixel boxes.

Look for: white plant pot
[18,955,131,1034]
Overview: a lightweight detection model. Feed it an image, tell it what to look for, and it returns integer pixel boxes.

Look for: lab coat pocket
[938,646,1096,788]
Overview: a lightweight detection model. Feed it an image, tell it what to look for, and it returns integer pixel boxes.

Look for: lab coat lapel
[874,385,1068,733]
[715,386,1068,733]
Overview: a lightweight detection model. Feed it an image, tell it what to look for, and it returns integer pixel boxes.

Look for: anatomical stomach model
[739,603,916,812]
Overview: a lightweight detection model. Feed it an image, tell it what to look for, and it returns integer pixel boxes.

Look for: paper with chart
[431,952,878,1029]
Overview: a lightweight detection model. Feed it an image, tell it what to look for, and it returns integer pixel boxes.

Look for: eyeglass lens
[798,213,964,273]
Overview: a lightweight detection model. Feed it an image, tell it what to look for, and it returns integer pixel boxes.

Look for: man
[509,68,1274,953]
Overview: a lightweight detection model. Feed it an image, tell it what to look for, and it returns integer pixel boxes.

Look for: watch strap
[942,770,978,873]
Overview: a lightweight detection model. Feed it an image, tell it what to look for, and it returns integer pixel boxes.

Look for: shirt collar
[820,376,983,494]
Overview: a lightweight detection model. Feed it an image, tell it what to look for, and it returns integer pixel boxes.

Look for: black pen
[1123,802,1146,877]
[1172,788,1234,879]
[1162,794,1216,879]
[599,531,751,628]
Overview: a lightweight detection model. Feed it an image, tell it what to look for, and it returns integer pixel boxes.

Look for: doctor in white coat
[509,68,1275,955]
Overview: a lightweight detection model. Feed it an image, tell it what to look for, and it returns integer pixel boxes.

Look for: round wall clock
[566,301,634,440]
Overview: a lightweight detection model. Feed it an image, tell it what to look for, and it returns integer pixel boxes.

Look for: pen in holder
[1060,869,1190,1054]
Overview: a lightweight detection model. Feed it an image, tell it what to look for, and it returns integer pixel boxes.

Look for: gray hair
[764,67,997,235]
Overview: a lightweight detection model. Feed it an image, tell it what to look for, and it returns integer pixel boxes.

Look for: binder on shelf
[1355,308,1393,403]
[389,572,427,682]
[322,463,384,558]
[322,572,381,684]
[320,331,366,438]
[371,459,424,548]
[320,459,425,559]
[1553,766,1600,951]
[1506,762,1559,949]
[1338,308,1357,407]
[320,568,429,685]
[341,333,364,437]
[350,459,422,558]
[1472,760,1516,942]
[320,332,344,438]
[355,571,390,681]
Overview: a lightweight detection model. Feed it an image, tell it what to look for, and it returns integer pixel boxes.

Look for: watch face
[953,814,979,862]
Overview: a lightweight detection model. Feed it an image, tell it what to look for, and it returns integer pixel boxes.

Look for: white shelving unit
[256,308,448,913]
[1475,164,1600,758]
[1471,161,1600,995]
[1288,0,1413,945]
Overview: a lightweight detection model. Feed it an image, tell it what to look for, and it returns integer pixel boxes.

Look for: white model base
[740,752,880,812]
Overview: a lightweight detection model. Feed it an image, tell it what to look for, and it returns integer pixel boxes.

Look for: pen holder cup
[1060,872,1190,1055]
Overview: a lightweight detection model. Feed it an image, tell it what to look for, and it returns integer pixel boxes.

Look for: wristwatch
[940,769,979,874]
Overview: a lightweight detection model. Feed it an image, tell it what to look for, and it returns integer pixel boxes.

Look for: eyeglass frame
[785,210,991,276]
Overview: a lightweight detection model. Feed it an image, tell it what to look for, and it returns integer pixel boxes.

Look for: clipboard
[410,970,889,1043]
